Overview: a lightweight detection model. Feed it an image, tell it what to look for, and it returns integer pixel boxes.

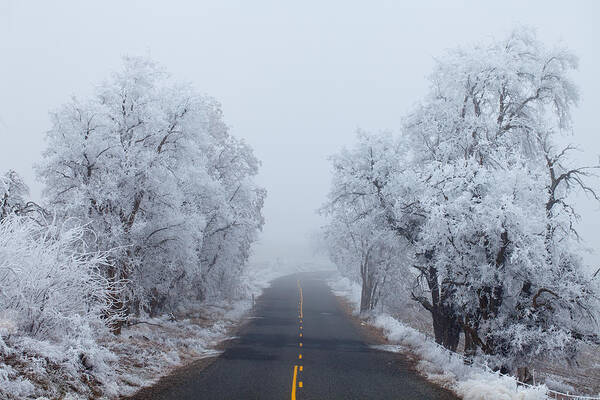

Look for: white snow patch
[455,374,548,400]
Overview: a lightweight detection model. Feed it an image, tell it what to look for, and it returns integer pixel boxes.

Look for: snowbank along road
[130,272,458,399]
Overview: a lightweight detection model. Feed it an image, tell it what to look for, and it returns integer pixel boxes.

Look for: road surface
[130,272,458,399]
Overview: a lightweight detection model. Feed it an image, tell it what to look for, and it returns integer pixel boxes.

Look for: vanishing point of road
[130,272,458,399]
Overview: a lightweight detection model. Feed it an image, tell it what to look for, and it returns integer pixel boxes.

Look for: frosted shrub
[0,215,117,340]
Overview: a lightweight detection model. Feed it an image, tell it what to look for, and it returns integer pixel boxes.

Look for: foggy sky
[1,1,599,267]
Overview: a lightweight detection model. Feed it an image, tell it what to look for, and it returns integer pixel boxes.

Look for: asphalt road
[131,272,458,399]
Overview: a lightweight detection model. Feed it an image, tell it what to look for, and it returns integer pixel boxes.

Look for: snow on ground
[0,262,290,400]
[102,301,247,397]
[0,297,254,400]
[329,276,600,400]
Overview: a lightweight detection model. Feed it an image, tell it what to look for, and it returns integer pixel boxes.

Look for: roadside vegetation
[0,57,266,399]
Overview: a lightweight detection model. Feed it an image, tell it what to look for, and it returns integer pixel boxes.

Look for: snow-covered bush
[0,215,121,399]
[0,215,116,341]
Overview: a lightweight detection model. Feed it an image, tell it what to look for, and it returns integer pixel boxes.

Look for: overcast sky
[1,1,599,267]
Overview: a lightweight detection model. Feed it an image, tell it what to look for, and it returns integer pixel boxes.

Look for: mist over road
[131,272,457,400]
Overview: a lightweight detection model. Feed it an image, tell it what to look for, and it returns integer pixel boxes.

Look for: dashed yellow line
[293,280,304,399]
[300,289,303,319]
[297,280,303,319]
[291,365,298,400]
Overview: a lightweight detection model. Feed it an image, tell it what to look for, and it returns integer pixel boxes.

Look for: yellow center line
[297,279,303,319]
[300,287,303,319]
[291,365,298,400]
[292,280,304,399]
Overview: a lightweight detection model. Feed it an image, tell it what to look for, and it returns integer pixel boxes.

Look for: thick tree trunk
[412,263,461,352]
[431,305,461,351]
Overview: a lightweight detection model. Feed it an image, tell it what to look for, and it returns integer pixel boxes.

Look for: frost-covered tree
[403,28,600,370]
[323,28,600,373]
[322,132,462,347]
[1,170,47,224]
[323,212,402,312]
[194,128,266,300]
[38,56,265,330]
[322,132,414,313]
[0,170,28,219]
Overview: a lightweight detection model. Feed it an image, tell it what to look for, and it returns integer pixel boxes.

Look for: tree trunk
[360,271,378,313]
[359,254,379,313]
[517,367,533,384]
[104,260,129,335]
[431,305,461,351]
[105,281,125,335]
[428,265,460,351]
[360,278,374,313]
[463,316,478,357]
[412,262,461,352]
